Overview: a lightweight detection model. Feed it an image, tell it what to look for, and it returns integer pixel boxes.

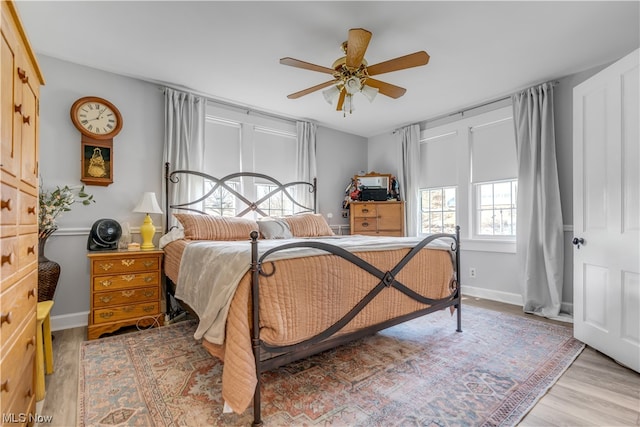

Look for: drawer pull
[362,208,369,213]
[1,252,14,266]
[14,104,22,114]
[362,222,369,227]
[99,312,114,319]
[1,198,11,211]
[17,67,28,83]
[27,336,36,348]
[100,296,113,304]
[143,261,154,268]
[143,305,155,313]
[143,291,154,297]
[0,312,11,325]
[121,274,135,282]
[27,206,36,215]
[122,306,134,313]
[27,245,35,255]
[99,280,112,288]
[28,288,36,298]
[121,290,134,298]
[121,259,135,267]
[144,276,154,283]
[99,263,114,271]
[23,115,31,125]
[1,379,9,393]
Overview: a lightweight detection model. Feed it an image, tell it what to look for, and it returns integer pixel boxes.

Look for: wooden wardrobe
[1,0,45,421]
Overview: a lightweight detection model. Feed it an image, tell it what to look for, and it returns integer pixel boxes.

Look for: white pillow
[258,218,293,239]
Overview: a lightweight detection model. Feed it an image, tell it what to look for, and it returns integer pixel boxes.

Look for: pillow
[173,213,258,241]
[258,218,293,239]
[284,213,334,237]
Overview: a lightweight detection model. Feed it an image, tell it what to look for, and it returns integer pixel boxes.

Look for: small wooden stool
[36,300,54,401]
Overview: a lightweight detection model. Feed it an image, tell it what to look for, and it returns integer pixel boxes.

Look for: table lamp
[133,192,163,250]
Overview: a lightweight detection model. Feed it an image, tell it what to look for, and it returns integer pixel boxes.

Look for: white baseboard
[462,285,523,306]
[51,311,89,332]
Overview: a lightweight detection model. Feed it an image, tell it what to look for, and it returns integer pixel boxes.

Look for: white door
[573,49,639,373]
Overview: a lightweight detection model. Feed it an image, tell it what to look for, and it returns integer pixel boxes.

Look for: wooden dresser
[349,201,405,237]
[87,249,164,340]
[1,0,45,422]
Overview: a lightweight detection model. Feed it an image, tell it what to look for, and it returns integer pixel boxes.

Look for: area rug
[78,305,584,426]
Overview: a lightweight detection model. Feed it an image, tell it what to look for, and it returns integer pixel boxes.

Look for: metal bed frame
[163,163,462,426]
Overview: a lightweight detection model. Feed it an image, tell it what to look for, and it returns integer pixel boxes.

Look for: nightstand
[87,249,164,340]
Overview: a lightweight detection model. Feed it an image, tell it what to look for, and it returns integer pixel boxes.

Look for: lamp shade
[133,192,162,214]
[322,86,340,105]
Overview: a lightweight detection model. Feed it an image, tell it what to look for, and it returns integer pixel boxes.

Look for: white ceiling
[15,1,640,138]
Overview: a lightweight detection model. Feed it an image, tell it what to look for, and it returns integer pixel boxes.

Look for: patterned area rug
[78,305,584,426]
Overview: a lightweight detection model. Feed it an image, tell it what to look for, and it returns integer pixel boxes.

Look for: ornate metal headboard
[164,162,317,232]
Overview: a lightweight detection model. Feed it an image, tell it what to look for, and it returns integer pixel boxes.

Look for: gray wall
[38,55,367,328]
[366,62,615,311]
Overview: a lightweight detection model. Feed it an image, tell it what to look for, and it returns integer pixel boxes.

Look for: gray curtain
[397,124,420,236]
[512,82,564,318]
[296,121,317,211]
[163,88,206,225]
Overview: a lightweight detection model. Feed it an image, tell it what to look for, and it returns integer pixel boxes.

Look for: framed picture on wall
[81,138,113,186]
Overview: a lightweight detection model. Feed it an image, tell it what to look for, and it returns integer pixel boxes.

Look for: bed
[162,163,462,426]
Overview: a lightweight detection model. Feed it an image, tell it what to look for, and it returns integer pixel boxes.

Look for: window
[255,183,294,217]
[203,180,239,217]
[420,187,457,234]
[475,179,517,236]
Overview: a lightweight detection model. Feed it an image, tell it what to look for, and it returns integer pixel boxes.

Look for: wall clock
[70,96,123,186]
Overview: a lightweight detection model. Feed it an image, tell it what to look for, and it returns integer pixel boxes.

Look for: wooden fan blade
[336,88,346,111]
[280,57,336,74]
[366,51,430,76]
[287,80,337,99]
[346,28,372,69]
[364,78,407,99]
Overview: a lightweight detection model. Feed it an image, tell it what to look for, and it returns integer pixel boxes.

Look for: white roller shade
[253,126,296,183]
[204,117,241,178]
[419,131,458,188]
[470,117,517,183]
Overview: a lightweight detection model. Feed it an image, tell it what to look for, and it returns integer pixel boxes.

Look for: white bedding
[174,234,452,344]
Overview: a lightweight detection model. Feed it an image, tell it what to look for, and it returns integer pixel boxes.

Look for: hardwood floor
[38,298,640,426]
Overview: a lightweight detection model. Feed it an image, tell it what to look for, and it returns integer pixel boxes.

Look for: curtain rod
[423,80,560,125]
[158,84,313,126]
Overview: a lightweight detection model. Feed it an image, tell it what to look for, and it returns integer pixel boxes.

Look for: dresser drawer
[353,219,377,232]
[18,192,37,226]
[17,233,37,271]
[93,302,160,324]
[3,356,35,423]
[0,182,18,226]
[92,256,160,275]
[352,203,378,218]
[0,270,37,349]
[93,287,159,308]
[0,313,36,410]
[92,271,159,292]
[0,236,18,289]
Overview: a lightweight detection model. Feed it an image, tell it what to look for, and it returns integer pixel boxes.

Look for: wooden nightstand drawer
[92,256,159,275]
[93,287,159,308]
[93,302,159,324]
[352,203,378,217]
[92,271,159,292]
[353,219,376,232]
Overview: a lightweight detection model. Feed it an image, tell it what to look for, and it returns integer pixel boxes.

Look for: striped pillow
[284,213,334,237]
[173,213,258,241]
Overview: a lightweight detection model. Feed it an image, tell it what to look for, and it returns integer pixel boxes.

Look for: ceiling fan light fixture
[361,84,379,102]
[344,76,362,95]
[322,86,341,105]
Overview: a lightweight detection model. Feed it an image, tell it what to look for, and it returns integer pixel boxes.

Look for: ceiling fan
[280,28,430,114]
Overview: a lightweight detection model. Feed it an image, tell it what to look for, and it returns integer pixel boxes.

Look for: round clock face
[70,97,122,139]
